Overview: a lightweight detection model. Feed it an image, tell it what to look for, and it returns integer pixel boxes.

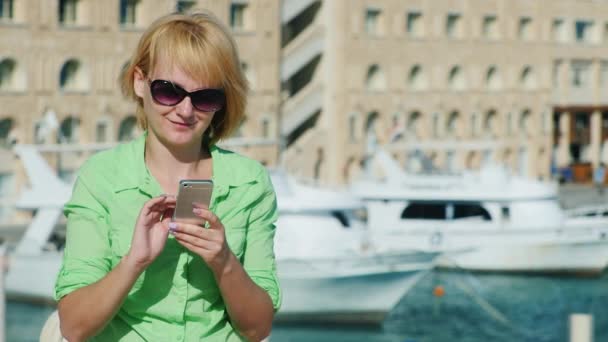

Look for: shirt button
[178,297,185,303]
[176,334,183,341]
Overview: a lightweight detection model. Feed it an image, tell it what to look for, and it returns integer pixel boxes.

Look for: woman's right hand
[125,195,176,270]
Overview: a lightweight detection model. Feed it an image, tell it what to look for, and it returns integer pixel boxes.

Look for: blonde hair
[120,11,247,146]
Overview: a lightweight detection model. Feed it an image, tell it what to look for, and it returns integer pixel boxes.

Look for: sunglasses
[148,79,226,112]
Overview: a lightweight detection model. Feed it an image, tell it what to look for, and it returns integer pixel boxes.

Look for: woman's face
[134,57,217,148]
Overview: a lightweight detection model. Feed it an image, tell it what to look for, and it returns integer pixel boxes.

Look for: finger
[170,222,215,239]
[174,237,215,258]
[143,196,167,214]
[192,208,222,230]
[173,231,218,250]
[150,196,177,214]
[192,202,210,210]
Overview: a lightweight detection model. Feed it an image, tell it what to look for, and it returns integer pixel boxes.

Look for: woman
[55,11,280,342]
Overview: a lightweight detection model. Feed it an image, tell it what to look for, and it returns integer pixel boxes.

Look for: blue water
[8,270,608,341]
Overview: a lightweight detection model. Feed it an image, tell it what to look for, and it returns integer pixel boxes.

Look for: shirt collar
[112,131,255,198]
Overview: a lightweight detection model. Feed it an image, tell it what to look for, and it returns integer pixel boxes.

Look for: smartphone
[172,179,213,225]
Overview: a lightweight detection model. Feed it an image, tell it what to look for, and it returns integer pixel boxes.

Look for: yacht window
[401,203,446,220]
[453,203,492,220]
[501,206,510,220]
[332,211,350,228]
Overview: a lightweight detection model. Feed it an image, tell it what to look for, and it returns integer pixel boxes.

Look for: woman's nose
[175,95,194,117]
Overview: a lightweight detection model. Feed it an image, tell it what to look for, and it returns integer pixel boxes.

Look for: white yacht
[2,146,437,325]
[350,149,608,275]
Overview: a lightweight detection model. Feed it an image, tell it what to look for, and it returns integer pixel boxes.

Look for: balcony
[281,23,324,82]
[281,0,320,24]
[281,82,323,137]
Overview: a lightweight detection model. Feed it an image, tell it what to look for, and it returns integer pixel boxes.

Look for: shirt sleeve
[244,168,281,311]
[54,168,112,301]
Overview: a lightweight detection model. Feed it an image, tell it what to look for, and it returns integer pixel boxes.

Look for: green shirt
[55,133,281,341]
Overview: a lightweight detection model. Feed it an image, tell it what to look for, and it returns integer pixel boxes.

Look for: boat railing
[565,204,608,218]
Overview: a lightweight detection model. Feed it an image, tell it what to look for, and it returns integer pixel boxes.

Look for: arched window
[406,111,421,139]
[0,59,15,90]
[58,116,80,143]
[519,109,531,137]
[521,66,537,90]
[448,65,466,90]
[118,116,138,142]
[446,111,460,138]
[408,65,427,90]
[0,118,14,147]
[365,111,380,153]
[484,110,497,137]
[59,59,89,91]
[365,64,386,91]
[486,66,502,90]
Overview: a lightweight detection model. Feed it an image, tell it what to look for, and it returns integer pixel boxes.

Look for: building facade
[1,0,608,223]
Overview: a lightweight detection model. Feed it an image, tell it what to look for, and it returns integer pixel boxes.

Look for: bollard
[570,314,593,342]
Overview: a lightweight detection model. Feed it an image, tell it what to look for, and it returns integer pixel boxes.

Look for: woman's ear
[133,67,146,98]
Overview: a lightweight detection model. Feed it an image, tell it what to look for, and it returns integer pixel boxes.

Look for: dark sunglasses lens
[150,81,183,106]
[191,89,225,112]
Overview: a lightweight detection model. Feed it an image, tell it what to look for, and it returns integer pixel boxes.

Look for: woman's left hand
[169,203,233,275]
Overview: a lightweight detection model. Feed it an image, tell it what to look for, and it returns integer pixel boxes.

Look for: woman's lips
[168,119,195,128]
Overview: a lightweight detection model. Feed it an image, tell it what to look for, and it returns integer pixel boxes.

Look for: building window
[406,11,423,38]
[118,116,138,141]
[58,116,80,144]
[484,110,497,137]
[0,0,14,20]
[448,66,465,91]
[486,66,501,91]
[575,20,594,43]
[0,118,13,148]
[520,66,536,90]
[59,59,88,91]
[95,121,108,143]
[59,0,78,25]
[518,17,532,41]
[230,2,249,31]
[176,0,196,13]
[552,18,567,42]
[365,64,386,91]
[406,112,420,139]
[408,65,427,90]
[446,13,462,39]
[519,110,531,137]
[119,0,139,26]
[446,111,459,138]
[571,60,591,88]
[0,58,15,91]
[365,8,381,35]
[482,15,498,40]
[261,118,270,138]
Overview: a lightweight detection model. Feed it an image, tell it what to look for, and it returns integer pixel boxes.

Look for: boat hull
[435,240,608,275]
[5,252,62,304]
[275,254,433,324]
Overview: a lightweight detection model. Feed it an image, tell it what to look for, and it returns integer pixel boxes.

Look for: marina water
[9,270,608,342]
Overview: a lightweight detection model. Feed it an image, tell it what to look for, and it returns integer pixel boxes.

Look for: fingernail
[192,208,202,215]
[169,222,177,230]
